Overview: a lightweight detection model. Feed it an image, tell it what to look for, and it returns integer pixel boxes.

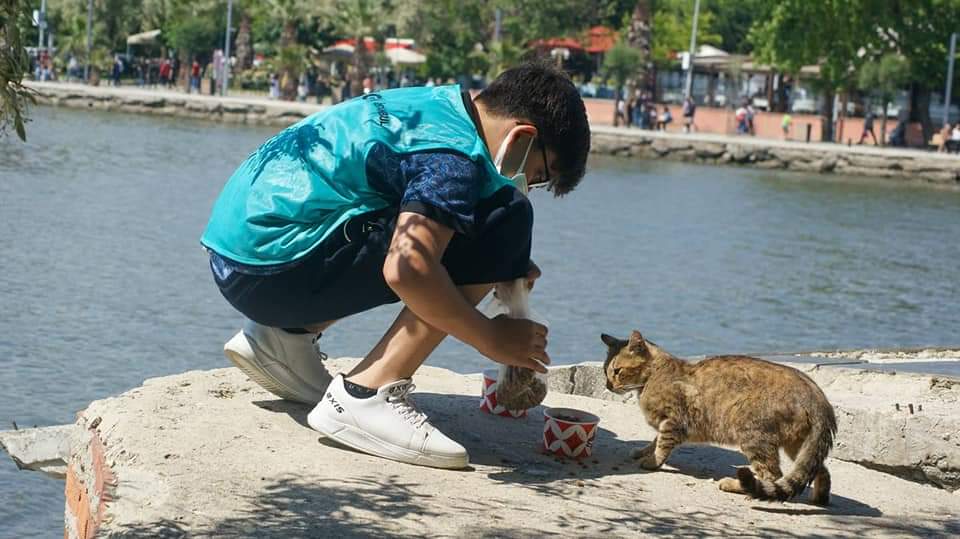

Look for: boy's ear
[601,333,624,349]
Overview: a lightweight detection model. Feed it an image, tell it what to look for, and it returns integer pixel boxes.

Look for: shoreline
[25,81,960,188]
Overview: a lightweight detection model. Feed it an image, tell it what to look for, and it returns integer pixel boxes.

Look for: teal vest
[201,85,513,266]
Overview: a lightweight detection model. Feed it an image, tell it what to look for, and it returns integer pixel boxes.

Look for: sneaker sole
[307,406,469,470]
[223,330,323,405]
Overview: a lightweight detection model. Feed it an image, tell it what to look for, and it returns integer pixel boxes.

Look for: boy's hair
[476,61,590,196]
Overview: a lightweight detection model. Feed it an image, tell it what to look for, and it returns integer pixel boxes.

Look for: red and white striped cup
[479,369,527,418]
[542,407,600,459]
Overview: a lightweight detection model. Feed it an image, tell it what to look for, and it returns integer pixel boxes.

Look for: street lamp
[944,32,957,126]
[684,0,701,100]
[221,0,233,96]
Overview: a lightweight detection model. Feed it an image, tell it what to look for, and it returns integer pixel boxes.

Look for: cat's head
[600,330,658,394]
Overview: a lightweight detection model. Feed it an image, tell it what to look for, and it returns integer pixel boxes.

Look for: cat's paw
[637,454,661,470]
[718,477,746,494]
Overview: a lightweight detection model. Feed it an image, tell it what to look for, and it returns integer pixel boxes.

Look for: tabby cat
[601,330,837,505]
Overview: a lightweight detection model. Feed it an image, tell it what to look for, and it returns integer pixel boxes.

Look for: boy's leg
[346,283,493,389]
[308,188,532,468]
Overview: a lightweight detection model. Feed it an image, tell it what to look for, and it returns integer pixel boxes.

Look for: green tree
[406,0,490,81]
[862,0,960,141]
[651,0,721,66]
[0,0,34,141]
[602,41,642,125]
[707,0,771,55]
[750,0,869,142]
[858,54,911,146]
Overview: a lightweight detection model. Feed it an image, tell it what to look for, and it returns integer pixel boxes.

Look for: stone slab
[71,359,958,537]
[0,424,75,478]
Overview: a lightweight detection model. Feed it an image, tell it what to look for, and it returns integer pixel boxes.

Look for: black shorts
[209,187,532,328]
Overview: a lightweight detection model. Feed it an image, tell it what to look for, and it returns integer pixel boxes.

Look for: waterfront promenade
[24,81,960,187]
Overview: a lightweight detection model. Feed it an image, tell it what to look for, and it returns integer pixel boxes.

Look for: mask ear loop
[516,136,534,174]
[492,129,516,172]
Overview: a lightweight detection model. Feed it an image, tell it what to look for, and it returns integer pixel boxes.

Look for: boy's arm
[383,211,549,372]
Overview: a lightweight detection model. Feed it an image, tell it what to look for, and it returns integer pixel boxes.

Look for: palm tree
[335,0,392,94]
[626,0,652,95]
[260,0,327,99]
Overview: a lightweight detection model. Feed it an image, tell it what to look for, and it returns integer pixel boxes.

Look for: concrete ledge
[547,360,960,491]
[50,359,960,537]
[590,129,960,186]
[26,81,960,187]
[0,424,74,478]
[28,81,318,128]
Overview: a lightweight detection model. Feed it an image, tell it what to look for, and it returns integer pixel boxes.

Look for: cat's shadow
[253,393,880,518]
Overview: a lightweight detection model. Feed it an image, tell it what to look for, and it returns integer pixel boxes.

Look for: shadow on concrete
[230,393,953,536]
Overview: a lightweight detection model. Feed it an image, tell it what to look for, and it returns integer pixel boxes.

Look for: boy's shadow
[252,392,880,517]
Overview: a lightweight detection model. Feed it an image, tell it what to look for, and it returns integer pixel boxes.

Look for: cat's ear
[601,333,624,349]
[628,330,647,352]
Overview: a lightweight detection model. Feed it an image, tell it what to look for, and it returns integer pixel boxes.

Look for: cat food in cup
[480,369,527,418]
[543,407,600,459]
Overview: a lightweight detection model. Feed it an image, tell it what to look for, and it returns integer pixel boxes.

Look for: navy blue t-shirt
[211,146,494,275]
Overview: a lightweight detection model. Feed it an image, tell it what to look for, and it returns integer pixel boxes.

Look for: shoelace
[311,336,328,362]
[386,383,428,428]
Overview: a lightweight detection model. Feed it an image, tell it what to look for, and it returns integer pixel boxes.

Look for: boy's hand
[526,260,541,290]
[481,314,550,373]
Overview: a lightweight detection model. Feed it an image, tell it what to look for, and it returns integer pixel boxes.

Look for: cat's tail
[737,405,837,504]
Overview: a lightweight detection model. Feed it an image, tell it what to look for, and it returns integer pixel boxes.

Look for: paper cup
[479,369,527,418]
[543,407,600,459]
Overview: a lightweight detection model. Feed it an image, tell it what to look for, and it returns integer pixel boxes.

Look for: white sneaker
[223,319,332,404]
[308,374,469,469]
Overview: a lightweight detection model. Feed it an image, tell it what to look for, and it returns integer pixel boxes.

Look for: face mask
[492,128,535,195]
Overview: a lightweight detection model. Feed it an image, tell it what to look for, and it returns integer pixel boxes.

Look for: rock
[844,155,901,170]
[789,159,825,172]
[650,140,673,156]
[694,142,727,159]
[753,159,785,169]
[727,145,752,163]
[835,164,901,178]
[915,170,959,184]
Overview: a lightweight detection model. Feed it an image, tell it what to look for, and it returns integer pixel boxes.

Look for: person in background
[112,56,123,86]
[950,123,960,154]
[159,59,171,89]
[297,73,309,102]
[269,73,280,99]
[615,93,628,127]
[858,110,877,145]
[781,113,793,140]
[207,63,218,95]
[67,56,79,82]
[888,115,907,147]
[682,96,696,133]
[746,103,756,136]
[315,73,330,105]
[938,122,952,153]
[656,105,673,131]
[190,59,201,93]
[630,90,643,128]
[735,102,749,134]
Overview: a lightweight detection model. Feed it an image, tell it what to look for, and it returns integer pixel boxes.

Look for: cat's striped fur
[602,330,837,505]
